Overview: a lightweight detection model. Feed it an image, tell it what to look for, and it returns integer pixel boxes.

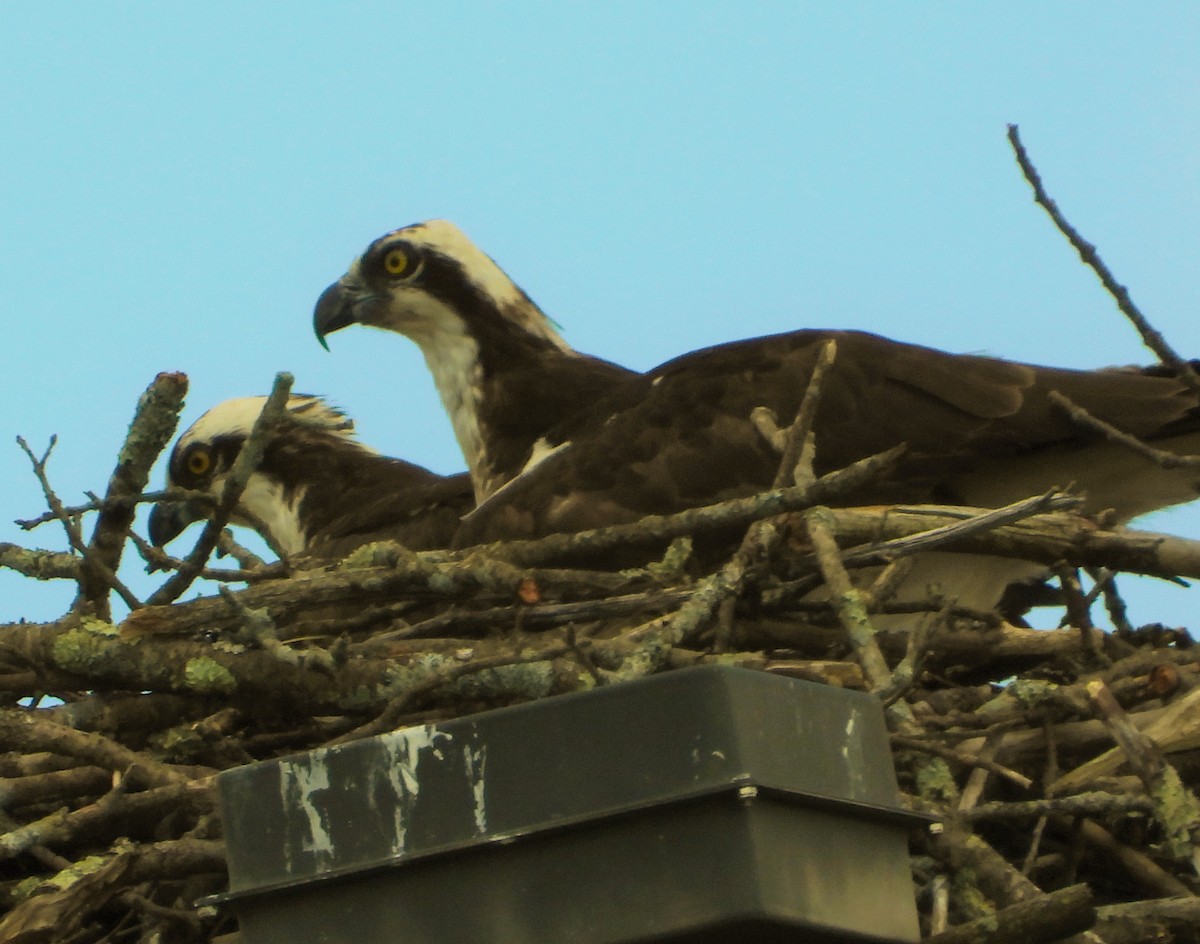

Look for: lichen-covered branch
[76,372,189,619]
[0,542,79,580]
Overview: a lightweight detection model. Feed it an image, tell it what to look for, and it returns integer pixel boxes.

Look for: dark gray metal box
[214,665,921,943]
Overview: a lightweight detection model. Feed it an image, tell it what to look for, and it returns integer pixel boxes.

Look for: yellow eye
[185,448,211,477]
[383,248,408,274]
[381,243,421,279]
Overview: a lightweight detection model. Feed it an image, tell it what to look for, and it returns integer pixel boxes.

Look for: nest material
[3,474,1200,943]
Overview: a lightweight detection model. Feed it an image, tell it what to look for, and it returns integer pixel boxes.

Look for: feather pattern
[457,329,1200,543]
[151,396,472,559]
[315,220,1200,613]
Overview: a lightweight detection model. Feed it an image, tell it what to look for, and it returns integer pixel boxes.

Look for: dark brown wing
[263,431,473,557]
[303,472,474,559]
[477,348,636,485]
[455,329,1200,546]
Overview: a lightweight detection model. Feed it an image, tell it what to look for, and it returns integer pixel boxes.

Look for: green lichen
[1007,678,1058,708]
[453,661,557,701]
[950,867,995,919]
[12,852,109,901]
[339,540,413,570]
[153,725,205,762]
[426,571,458,593]
[79,617,119,636]
[609,636,673,681]
[622,536,694,580]
[379,652,565,707]
[183,657,236,694]
[51,619,120,673]
[913,756,958,806]
[1149,766,1200,863]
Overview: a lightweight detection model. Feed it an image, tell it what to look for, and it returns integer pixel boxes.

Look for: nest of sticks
[1,126,1199,944]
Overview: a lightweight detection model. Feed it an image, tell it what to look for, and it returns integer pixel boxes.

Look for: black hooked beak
[147,500,202,547]
[313,280,359,351]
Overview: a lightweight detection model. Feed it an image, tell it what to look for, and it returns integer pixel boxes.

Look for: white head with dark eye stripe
[313,220,579,500]
[150,395,365,555]
[317,220,570,348]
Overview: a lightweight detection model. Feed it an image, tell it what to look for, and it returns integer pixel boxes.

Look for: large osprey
[313,221,1200,609]
[313,220,635,503]
[148,395,472,560]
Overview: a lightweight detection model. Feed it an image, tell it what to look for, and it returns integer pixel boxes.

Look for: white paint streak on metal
[842,709,867,792]
[378,725,453,854]
[463,743,488,833]
[277,747,335,868]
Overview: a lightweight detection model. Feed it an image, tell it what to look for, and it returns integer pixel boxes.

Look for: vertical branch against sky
[75,372,189,620]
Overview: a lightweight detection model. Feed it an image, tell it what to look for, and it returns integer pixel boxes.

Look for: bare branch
[1049,389,1200,469]
[15,487,216,532]
[1007,124,1200,391]
[76,372,189,619]
[476,443,908,567]
[146,371,294,606]
[15,435,142,612]
[0,542,80,581]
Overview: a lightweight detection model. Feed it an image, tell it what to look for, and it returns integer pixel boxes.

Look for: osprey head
[313,220,584,500]
[312,219,569,352]
[148,395,360,555]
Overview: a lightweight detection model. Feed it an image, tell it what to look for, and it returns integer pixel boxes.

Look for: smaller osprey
[148,395,472,560]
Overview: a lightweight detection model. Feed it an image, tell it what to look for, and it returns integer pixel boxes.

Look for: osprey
[148,395,472,560]
[313,220,635,503]
[314,220,1200,611]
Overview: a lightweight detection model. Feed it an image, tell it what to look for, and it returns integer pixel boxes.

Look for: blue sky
[2,5,1198,628]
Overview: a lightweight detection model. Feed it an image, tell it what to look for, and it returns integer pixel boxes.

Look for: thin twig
[1091,568,1135,635]
[146,372,294,606]
[1007,123,1200,392]
[474,443,908,567]
[1055,563,1109,666]
[1049,390,1200,470]
[893,732,1032,791]
[332,643,572,745]
[0,543,80,581]
[775,338,838,488]
[15,436,141,612]
[804,506,890,689]
[710,341,840,651]
[15,436,78,547]
[964,792,1154,822]
[15,488,217,532]
[621,344,846,663]
[832,491,1080,569]
[375,586,689,642]
[0,709,196,789]
[128,530,286,584]
[216,530,270,570]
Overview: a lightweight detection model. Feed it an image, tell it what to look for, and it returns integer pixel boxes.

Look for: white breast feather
[379,291,490,499]
[234,475,309,556]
